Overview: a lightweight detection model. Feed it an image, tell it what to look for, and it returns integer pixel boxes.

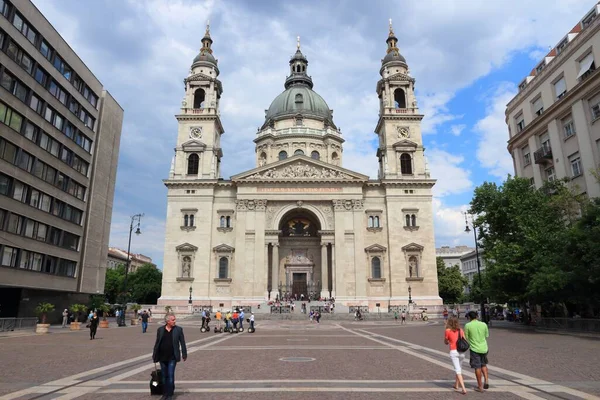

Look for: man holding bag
[152,313,187,400]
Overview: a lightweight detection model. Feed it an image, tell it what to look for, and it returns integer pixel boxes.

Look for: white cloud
[450,124,466,136]
[432,198,473,248]
[473,82,517,178]
[427,148,473,197]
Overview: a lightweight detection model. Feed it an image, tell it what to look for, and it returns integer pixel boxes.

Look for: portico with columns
[159,22,442,312]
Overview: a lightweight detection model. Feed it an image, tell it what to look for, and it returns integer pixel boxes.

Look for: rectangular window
[532,97,544,116]
[582,10,597,28]
[31,253,43,271]
[536,63,545,73]
[61,231,79,251]
[23,219,35,238]
[19,250,31,270]
[0,208,5,230]
[34,67,47,86]
[48,227,61,246]
[554,77,566,100]
[570,153,582,177]
[0,71,13,92]
[43,256,57,273]
[522,146,531,166]
[20,53,33,75]
[24,122,39,142]
[17,150,33,172]
[69,98,79,114]
[540,133,551,152]
[577,52,596,80]
[0,0,9,17]
[1,246,18,267]
[29,94,43,114]
[64,122,74,139]
[29,189,40,208]
[40,40,52,60]
[56,173,67,191]
[563,117,576,138]
[39,193,51,212]
[12,14,23,31]
[545,166,556,182]
[556,39,568,54]
[35,223,47,242]
[0,139,17,164]
[0,173,10,195]
[12,180,27,202]
[51,200,63,217]
[515,114,525,133]
[44,106,53,123]
[7,213,23,235]
[60,147,72,165]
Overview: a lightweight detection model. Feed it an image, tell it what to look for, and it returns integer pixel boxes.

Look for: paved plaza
[0,318,599,399]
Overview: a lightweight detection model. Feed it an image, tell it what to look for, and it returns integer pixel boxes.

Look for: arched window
[184,215,189,227]
[371,257,381,279]
[187,153,199,175]
[311,151,320,160]
[295,93,303,103]
[220,216,226,228]
[400,153,412,175]
[296,65,301,73]
[368,216,374,228]
[218,257,228,279]
[259,152,267,166]
[279,151,288,160]
[394,88,406,108]
[189,214,194,226]
[226,216,231,227]
[405,214,411,227]
[374,216,380,228]
[331,152,339,165]
[294,149,305,156]
[193,88,205,109]
[411,214,417,227]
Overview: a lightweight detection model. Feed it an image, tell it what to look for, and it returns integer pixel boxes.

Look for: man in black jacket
[152,313,187,400]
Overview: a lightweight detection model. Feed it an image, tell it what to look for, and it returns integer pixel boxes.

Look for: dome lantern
[382,19,407,66]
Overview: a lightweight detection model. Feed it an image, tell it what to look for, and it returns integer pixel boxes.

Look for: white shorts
[449,350,465,374]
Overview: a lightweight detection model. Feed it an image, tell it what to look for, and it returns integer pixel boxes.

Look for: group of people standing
[444,311,490,394]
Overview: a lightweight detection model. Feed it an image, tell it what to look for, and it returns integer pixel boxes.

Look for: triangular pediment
[185,72,215,83]
[232,155,368,183]
[401,242,424,252]
[392,139,418,149]
[181,139,206,151]
[365,244,387,253]
[213,244,235,253]
[387,72,415,82]
[176,242,198,252]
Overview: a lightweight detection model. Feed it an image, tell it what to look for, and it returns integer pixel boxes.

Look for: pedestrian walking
[465,311,490,392]
[401,310,406,324]
[250,312,255,330]
[152,313,187,400]
[394,311,398,322]
[140,310,150,333]
[444,317,467,394]
[239,309,245,330]
[89,312,99,340]
[62,309,68,328]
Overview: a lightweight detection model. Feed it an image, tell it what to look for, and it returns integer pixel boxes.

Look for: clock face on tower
[189,126,202,139]
[397,126,410,138]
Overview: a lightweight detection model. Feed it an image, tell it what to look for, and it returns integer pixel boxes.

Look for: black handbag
[456,330,470,353]
[150,364,163,395]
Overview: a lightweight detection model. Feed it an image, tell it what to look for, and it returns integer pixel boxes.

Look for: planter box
[99,320,109,328]
[35,323,50,334]
[130,319,138,325]
[70,321,81,331]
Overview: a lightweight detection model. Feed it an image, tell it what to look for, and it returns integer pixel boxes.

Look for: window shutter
[577,53,595,79]
[554,78,566,98]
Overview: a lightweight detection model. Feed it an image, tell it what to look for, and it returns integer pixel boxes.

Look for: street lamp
[188,286,193,305]
[408,285,412,305]
[118,213,144,327]
[464,212,486,324]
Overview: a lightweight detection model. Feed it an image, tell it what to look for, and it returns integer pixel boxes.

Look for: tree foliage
[103,264,162,305]
[436,257,468,304]
[470,176,598,316]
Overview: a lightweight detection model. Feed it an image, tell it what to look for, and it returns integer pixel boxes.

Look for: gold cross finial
[297,36,301,50]
[389,18,393,32]
[206,19,210,35]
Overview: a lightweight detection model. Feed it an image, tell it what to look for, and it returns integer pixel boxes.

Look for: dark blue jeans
[159,359,177,396]
[141,321,148,333]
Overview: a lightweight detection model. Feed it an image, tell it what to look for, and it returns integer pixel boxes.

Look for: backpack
[456,329,470,353]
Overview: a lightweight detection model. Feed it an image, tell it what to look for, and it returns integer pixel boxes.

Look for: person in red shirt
[444,317,467,394]
[232,310,239,331]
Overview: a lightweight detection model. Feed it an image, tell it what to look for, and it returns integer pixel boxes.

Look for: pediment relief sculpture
[246,162,353,180]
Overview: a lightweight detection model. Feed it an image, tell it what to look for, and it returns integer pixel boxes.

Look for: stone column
[272,244,279,299]
[320,243,329,299]
[264,244,270,300]
[331,243,336,298]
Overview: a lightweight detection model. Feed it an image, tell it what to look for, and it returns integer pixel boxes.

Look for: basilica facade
[158,24,441,311]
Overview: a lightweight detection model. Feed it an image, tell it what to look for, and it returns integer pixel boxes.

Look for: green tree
[469,177,572,312]
[104,265,125,304]
[436,257,467,304]
[128,264,162,304]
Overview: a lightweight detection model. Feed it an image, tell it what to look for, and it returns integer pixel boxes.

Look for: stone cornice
[381,179,436,188]
[175,114,225,134]
[375,114,424,132]
[254,132,345,144]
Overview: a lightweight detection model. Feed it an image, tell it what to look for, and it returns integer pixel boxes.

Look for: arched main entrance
[272,209,324,300]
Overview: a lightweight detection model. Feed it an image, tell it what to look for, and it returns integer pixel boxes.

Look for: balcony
[534,145,553,164]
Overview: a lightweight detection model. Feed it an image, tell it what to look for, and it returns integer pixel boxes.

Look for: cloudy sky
[33,0,595,268]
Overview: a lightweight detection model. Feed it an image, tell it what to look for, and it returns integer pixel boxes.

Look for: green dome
[265,86,332,123]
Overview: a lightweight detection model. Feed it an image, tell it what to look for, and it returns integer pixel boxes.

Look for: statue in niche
[182,256,191,278]
[409,257,417,278]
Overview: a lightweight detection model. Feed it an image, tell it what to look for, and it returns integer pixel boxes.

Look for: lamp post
[464,212,486,324]
[188,286,193,305]
[408,285,412,305]
[118,213,143,327]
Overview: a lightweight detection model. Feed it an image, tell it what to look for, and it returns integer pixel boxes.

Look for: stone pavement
[0,318,599,399]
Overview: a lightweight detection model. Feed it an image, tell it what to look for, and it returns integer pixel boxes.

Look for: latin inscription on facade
[257,187,343,193]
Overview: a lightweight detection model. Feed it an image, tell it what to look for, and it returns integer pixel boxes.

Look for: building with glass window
[160,24,441,312]
[0,0,123,319]
[507,3,600,199]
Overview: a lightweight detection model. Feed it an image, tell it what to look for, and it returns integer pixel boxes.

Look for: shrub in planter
[35,303,55,334]
[130,303,142,325]
[69,304,87,330]
[98,304,111,328]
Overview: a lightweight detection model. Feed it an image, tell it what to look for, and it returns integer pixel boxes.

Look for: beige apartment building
[506,3,600,199]
[107,247,155,273]
[0,0,123,319]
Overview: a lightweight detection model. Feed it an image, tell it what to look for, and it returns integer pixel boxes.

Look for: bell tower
[375,20,428,180]
[171,22,224,180]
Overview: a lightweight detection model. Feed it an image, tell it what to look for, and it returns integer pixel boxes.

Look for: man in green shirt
[464,311,489,392]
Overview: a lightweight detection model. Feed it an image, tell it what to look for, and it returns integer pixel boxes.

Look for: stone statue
[182,257,191,278]
[409,259,416,277]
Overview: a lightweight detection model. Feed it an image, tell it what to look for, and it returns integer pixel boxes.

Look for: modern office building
[0,0,123,318]
[506,2,600,199]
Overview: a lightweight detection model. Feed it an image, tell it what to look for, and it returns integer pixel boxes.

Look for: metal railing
[536,318,600,333]
[0,317,38,332]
